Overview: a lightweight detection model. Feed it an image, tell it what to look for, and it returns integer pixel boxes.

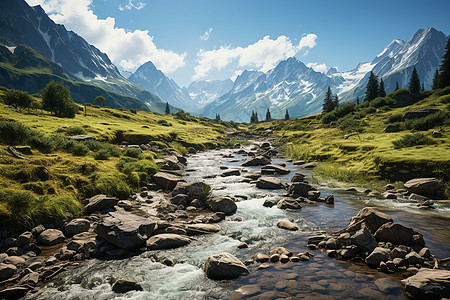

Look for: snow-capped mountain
[204,28,447,121]
[129,61,201,112]
[187,79,233,106]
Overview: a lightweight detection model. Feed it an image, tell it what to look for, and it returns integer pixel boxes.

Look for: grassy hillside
[251,89,450,190]
[0,88,241,228]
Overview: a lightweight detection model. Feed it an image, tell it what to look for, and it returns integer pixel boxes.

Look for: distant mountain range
[0,0,447,120]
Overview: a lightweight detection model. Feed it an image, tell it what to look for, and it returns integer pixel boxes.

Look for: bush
[404,111,449,131]
[71,143,90,156]
[440,95,450,104]
[123,147,142,158]
[168,131,178,141]
[392,133,436,149]
[385,113,403,124]
[435,86,450,96]
[41,80,78,118]
[65,126,87,136]
[369,97,396,108]
[338,115,364,133]
[3,89,33,110]
[94,174,132,199]
[129,108,137,114]
[84,140,121,157]
[93,149,111,160]
[321,103,357,124]
[388,89,411,98]
[157,119,172,126]
[0,121,31,145]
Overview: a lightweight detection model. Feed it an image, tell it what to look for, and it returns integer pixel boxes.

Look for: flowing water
[26,147,450,300]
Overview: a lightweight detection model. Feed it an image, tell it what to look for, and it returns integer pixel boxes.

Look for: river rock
[277,219,299,231]
[254,253,270,262]
[291,173,305,182]
[172,181,209,199]
[351,225,378,253]
[155,155,182,170]
[84,194,119,214]
[277,198,302,210]
[4,256,25,266]
[307,190,321,201]
[0,263,17,280]
[19,271,39,286]
[404,178,445,197]
[374,222,422,246]
[255,177,283,189]
[419,247,431,258]
[261,165,290,175]
[242,156,271,166]
[210,196,237,215]
[153,172,185,190]
[170,194,190,207]
[146,234,191,250]
[347,207,393,234]
[37,229,65,246]
[288,182,316,197]
[203,252,249,280]
[300,162,318,169]
[405,251,424,265]
[222,169,241,177]
[16,231,33,247]
[0,287,29,300]
[325,195,335,204]
[95,211,157,249]
[401,268,450,299]
[365,247,390,267]
[64,218,90,236]
[112,279,143,293]
[31,224,46,237]
[269,247,292,257]
[391,247,409,259]
[232,285,261,298]
[185,224,220,235]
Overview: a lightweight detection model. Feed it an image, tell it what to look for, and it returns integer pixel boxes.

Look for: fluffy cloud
[24,0,185,74]
[119,0,146,11]
[200,28,213,41]
[193,34,317,80]
[306,62,328,74]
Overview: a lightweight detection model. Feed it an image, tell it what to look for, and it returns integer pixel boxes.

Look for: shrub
[93,149,111,160]
[385,113,403,124]
[168,131,178,141]
[0,121,31,145]
[388,89,411,97]
[404,111,449,131]
[84,140,121,157]
[173,144,188,155]
[3,89,33,110]
[392,133,436,149]
[129,108,137,114]
[435,86,450,96]
[440,95,450,104]
[123,147,142,158]
[71,143,90,156]
[65,126,87,136]
[157,119,172,126]
[338,115,364,133]
[94,174,132,199]
[369,97,396,108]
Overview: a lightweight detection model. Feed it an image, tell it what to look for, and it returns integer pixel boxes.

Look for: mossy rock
[111,279,143,294]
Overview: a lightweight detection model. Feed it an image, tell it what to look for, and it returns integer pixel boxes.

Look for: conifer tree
[255,112,259,123]
[165,102,170,114]
[285,109,290,120]
[437,37,450,88]
[421,83,425,92]
[395,81,399,91]
[365,72,379,102]
[265,108,271,121]
[408,66,421,93]
[215,114,221,121]
[250,110,255,123]
[322,86,334,112]
[432,69,440,90]
[379,78,386,97]
[356,97,360,105]
[333,94,339,109]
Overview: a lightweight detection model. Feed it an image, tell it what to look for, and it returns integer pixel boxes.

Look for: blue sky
[27,0,450,87]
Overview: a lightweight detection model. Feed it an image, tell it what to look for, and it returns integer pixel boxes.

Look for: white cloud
[230,70,243,82]
[193,34,317,80]
[306,62,328,74]
[119,0,146,11]
[200,28,212,41]
[24,0,185,74]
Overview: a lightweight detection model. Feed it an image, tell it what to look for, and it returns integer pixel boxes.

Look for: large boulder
[95,211,157,249]
[403,108,440,120]
[277,198,303,210]
[112,279,143,294]
[153,172,185,190]
[210,197,237,215]
[16,231,33,247]
[404,178,446,197]
[347,207,393,234]
[256,177,283,189]
[374,222,423,246]
[351,225,378,253]
[0,263,17,281]
[37,229,65,246]
[365,247,390,267]
[146,234,191,250]
[64,218,90,236]
[277,220,299,231]
[172,181,209,199]
[242,156,271,166]
[203,252,249,280]
[261,165,290,175]
[288,182,316,197]
[221,169,241,177]
[402,268,450,299]
[84,194,119,214]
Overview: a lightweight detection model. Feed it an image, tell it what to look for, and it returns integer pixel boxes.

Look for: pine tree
[432,69,440,90]
[255,112,259,123]
[437,37,450,88]
[322,86,334,112]
[215,114,221,121]
[408,66,421,94]
[395,81,399,91]
[421,83,425,92]
[356,97,360,105]
[379,78,386,97]
[285,109,290,120]
[365,72,379,102]
[250,110,255,123]
[165,102,170,114]
[265,108,271,121]
[333,94,339,109]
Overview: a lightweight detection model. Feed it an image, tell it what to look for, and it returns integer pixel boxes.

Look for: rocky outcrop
[146,234,191,250]
[64,219,90,236]
[277,198,303,210]
[242,156,271,166]
[346,207,393,234]
[153,172,185,190]
[402,268,450,299]
[403,108,440,120]
[84,194,119,214]
[203,252,249,280]
[404,178,445,197]
[255,177,283,189]
[374,222,424,246]
[95,211,157,249]
[209,197,237,215]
